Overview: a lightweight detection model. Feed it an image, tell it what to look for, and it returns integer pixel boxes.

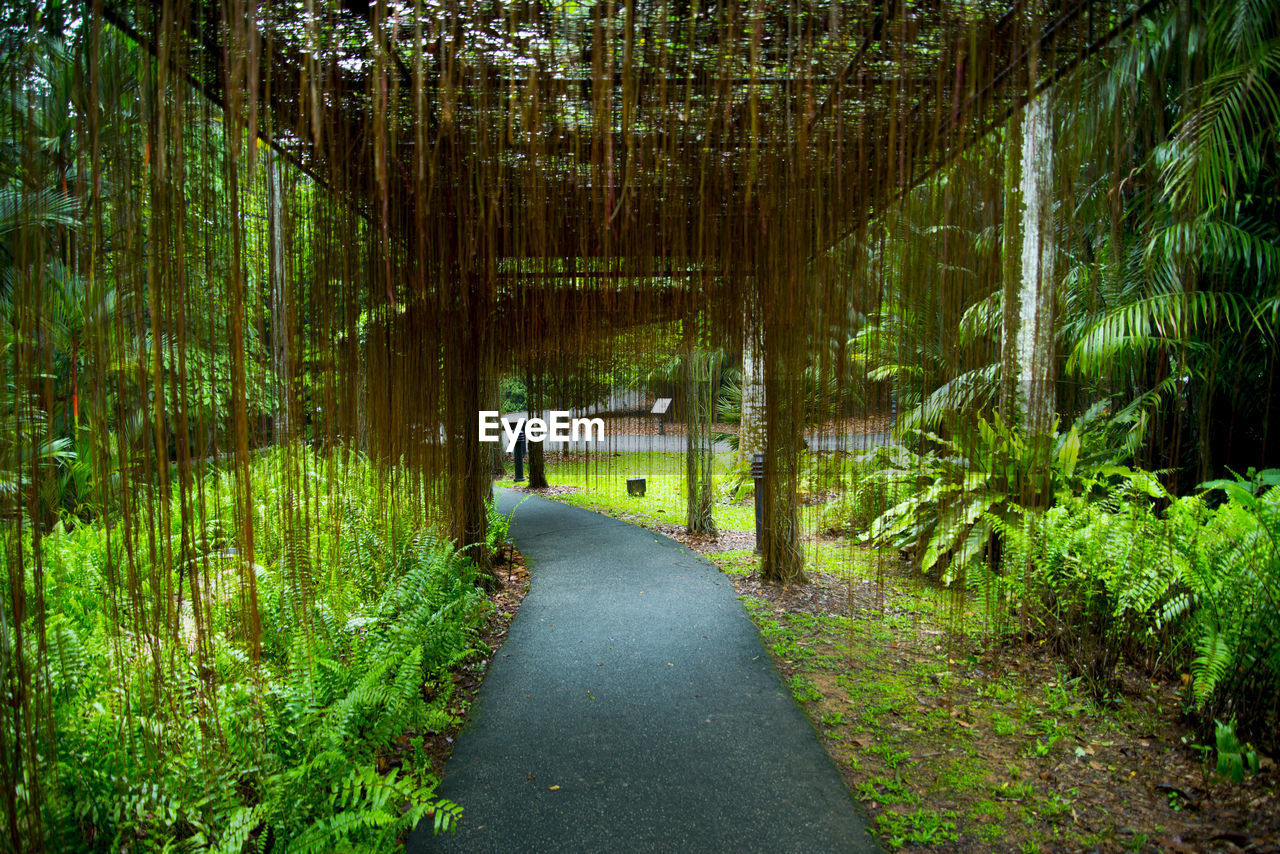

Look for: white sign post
[651,398,673,436]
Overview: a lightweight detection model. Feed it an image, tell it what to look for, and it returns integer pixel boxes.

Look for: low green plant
[1213,719,1260,783]
[1016,468,1280,746]
[485,493,529,572]
[990,712,1018,737]
[874,808,959,847]
[790,674,824,703]
[869,743,912,769]
[862,414,1088,584]
[856,776,919,806]
[1188,471,1280,747]
[817,455,896,535]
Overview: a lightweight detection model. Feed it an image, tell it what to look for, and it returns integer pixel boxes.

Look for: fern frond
[1192,625,1236,707]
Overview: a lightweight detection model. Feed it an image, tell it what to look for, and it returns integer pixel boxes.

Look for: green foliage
[1057,0,1280,479]
[874,808,959,848]
[483,494,527,574]
[861,403,1279,746]
[644,349,733,419]
[716,364,856,427]
[486,495,517,549]
[789,674,823,703]
[498,375,527,413]
[979,466,1280,748]
[1213,719,1261,783]
[1067,290,1261,379]
[1012,477,1187,689]
[15,448,487,851]
[817,455,896,536]
[1187,471,1280,741]
[862,415,1085,584]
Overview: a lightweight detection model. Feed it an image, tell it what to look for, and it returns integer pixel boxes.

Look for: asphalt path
[533,431,893,453]
[406,488,878,854]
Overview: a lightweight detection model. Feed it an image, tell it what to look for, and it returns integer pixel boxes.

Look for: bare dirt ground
[505,483,584,498]
[650,523,757,553]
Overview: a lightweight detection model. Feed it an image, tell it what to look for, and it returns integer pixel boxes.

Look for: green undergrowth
[12,448,493,852]
[712,542,1274,851]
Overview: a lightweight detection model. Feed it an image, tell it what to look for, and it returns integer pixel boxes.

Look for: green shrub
[861,415,1279,751]
[1189,472,1280,750]
[16,447,489,852]
[817,454,897,535]
[1003,469,1279,751]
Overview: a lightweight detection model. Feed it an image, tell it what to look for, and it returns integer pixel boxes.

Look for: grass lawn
[495,449,836,535]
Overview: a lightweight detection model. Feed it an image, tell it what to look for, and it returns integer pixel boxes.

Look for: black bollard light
[513,427,527,481]
[751,452,765,554]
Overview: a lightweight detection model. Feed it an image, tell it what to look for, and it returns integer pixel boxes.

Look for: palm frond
[898,363,999,433]
[1067,290,1256,377]
[1162,38,1280,213]
[0,184,79,236]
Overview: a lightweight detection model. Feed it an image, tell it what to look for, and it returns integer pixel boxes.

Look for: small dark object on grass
[627,477,646,497]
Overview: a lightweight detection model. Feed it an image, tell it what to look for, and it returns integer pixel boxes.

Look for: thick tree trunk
[527,435,547,488]
[759,285,807,585]
[488,381,506,477]
[998,107,1025,426]
[1000,89,1056,516]
[1001,94,1056,426]
[1015,93,1057,439]
[447,274,495,585]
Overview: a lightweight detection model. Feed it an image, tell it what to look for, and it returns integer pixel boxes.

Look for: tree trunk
[1001,95,1056,422]
[738,295,766,467]
[447,273,495,586]
[267,151,292,443]
[526,367,548,489]
[759,282,807,585]
[998,106,1025,426]
[527,433,547,489]
[1000,88,1056,525]
[685,345,717,535]
[488,381,506,477]
[1015,92,1057,440]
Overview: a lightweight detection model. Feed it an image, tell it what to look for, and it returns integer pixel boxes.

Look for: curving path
[406,489,878,854]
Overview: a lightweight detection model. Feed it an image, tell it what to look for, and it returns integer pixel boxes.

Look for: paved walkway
[535,430,893,453]
[407,489,878,853]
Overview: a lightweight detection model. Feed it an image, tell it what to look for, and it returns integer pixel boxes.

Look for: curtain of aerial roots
[0,0,1149,842]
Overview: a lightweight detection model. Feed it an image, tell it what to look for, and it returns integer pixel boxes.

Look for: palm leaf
[1067,290,1255,377]
[1162,37,1280,213]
